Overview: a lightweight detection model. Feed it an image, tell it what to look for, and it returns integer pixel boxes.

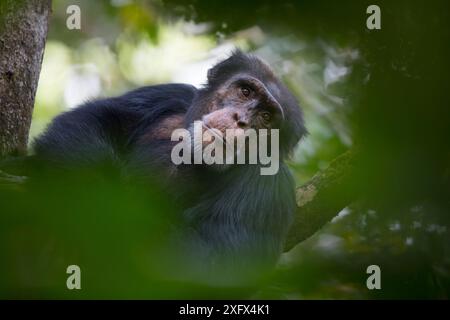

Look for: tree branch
[284,150,356,251]
[0,169,27,191]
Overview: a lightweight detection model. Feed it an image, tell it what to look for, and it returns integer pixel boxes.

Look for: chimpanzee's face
[201,75,285,135]
[185,74,287,169]
[184,51,306,165]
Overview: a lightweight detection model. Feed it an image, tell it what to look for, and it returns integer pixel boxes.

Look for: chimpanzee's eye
[240,86,251,97]
[261,112,271,122]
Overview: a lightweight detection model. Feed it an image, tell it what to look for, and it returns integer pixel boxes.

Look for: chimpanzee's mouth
[201,122,248,154]
[201,122,225,145]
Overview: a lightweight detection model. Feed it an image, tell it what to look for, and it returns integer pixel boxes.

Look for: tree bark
[284,150,356,251]
[0,0,51,157]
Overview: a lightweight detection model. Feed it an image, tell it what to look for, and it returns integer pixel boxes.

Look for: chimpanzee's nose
[237,120,248,128]
[233,112,248,128]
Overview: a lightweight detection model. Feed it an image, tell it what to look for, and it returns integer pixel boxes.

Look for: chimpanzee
[33,50,307,286]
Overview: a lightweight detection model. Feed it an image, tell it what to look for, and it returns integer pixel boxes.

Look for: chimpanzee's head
[186,50,306,160]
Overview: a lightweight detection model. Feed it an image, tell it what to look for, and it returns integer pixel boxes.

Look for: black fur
[34,84,196,168]
[33,51,306,285]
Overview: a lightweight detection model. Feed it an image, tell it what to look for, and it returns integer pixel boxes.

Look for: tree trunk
[0,0,51,157]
